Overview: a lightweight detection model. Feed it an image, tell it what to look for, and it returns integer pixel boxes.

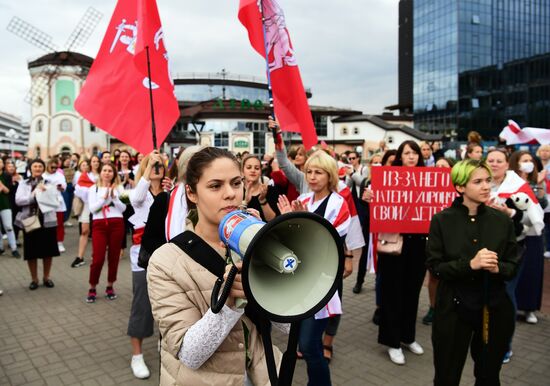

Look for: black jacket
[426,197,519,310]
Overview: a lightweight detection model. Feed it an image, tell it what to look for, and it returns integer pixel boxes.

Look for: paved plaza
[1,225,549,386]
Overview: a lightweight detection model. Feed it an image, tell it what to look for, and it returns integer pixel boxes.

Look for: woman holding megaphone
[147,147,281,386]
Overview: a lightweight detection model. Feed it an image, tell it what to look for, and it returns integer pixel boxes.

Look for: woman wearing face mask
[362,140,427,365]
[15,159,60,289]
[507,151,547,326]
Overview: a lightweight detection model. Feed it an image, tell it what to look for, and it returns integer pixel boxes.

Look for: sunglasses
[348,157,356,160]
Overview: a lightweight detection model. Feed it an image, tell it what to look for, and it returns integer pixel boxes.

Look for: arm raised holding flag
[239,0,318,150]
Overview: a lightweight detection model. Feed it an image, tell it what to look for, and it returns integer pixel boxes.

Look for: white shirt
[88,185,126,220]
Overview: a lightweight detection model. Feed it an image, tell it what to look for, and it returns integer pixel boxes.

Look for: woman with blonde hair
[278,149,350,386]
[86,163,126,303]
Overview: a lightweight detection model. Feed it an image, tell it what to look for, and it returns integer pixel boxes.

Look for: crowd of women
[0,124,546,385]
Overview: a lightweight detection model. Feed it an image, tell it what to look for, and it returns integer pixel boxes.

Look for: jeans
[62,183,74,222]
[0,209,17,250]
[299,317,331,386]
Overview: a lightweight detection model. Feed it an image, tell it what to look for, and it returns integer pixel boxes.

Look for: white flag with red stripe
[496,170,544,235]
[338,181,366,250]
[499,120,550,145]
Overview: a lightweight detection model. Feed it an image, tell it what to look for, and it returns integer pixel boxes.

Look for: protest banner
[369,166,458,234]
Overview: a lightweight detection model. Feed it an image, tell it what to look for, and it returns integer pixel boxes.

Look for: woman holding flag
[507,151,547,325]
[427,159,519,385]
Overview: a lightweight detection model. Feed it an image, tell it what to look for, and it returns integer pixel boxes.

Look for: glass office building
[413,0,550,139]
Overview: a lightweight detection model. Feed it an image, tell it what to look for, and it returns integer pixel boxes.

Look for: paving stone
[1,226,549,385]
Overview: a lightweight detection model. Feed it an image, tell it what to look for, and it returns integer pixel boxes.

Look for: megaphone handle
[210,265,238,314]
[277,322,301,386]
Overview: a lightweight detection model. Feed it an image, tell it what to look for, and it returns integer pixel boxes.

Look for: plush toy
[510,192,544,235]
[510,192,530,210]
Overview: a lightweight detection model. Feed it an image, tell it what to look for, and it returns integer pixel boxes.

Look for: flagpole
[259,0,274,112]
[145,46,158,150]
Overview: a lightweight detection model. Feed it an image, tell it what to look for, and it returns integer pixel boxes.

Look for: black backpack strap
[170,231,225,278]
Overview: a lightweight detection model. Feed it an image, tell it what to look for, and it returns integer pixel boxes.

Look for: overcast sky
[0,0,398,123]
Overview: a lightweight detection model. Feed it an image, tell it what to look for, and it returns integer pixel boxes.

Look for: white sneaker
[2,234,7,240]
[131,355,150,379]
[65,221,73,227]
[525,312,538,324]
[0,289,3,296]
[57,242,66,253]
[544,251,550,259]
[388,348,405,365]
[402,341,424,355]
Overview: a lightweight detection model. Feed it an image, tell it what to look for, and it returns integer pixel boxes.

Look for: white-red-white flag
[499,120,550,145]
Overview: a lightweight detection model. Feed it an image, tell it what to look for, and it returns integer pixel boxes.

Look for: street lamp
[6,129,19,159]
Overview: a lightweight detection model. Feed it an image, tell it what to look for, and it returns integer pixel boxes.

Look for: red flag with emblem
[238,0,318,150]
[75,0,179,154]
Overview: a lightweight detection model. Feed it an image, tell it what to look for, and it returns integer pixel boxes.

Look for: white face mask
[519,161,534,174]
[371,163,382,167]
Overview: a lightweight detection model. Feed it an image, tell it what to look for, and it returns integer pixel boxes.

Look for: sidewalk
[0,226,548,385]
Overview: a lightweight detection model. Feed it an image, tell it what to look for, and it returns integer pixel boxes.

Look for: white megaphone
[212,210,344,323]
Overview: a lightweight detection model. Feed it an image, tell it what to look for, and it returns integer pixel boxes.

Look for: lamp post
[6,129,19,159]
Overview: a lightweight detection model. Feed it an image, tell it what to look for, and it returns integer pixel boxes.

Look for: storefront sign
[213,98,265,111]
[369,166,458,234]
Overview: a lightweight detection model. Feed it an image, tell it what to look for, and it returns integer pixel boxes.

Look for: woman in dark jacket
[426,159,519,386]
[363,141,427,365]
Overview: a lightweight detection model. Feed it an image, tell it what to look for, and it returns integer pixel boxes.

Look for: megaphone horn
[211,210,344,323]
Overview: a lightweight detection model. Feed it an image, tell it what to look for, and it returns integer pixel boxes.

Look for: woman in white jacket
[43,158,67,253]
[15,159,59,289]
[72,155,100,268]
[127,152,167,379]
[86,163,126,303]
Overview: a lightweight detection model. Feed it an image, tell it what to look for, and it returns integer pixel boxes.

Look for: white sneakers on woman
[131,354,150,379]
[388,341,424,365]
[388,348,405,365]
[525,312,538,324]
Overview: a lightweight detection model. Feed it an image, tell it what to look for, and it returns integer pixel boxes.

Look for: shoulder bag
[377,233,403,255]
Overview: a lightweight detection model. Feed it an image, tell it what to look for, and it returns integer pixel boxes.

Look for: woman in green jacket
[426,159,519,386]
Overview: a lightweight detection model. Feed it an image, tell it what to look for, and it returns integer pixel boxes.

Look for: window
[60,96,71,106]
[90,124,97,132]
[353,127,360,135]
[341,127,348,135]
[472,15,480,24]
[60,119,72,132]
[36,120,43,132]
[92,146,99,155]
[35,146,41,158]
[387,136,394,144]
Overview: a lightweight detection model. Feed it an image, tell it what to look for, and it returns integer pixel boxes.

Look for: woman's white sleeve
[178,305,244,370]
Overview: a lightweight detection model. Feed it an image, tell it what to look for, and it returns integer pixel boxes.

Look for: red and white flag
[338,181,366,251]
[495,170,544,235]
[75,0,179,154]
[238,0,318,150]
[499,120,550,145]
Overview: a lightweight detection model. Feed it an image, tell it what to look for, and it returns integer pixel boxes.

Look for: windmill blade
[6,16,59,52]
[25,64,61,106]
[65,7,103,52]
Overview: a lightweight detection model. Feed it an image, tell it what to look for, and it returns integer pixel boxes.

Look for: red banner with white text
[369,167,458,234]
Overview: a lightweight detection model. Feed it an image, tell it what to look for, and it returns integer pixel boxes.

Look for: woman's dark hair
[465,142,483,159]
[116,149,133,170]
[186,147,241,209]
[435,157,456,167]
[30,158,46,169]
[241,154,261,170]
[486,148,509,162]
[392,141,424,167]
[381,149,397,166]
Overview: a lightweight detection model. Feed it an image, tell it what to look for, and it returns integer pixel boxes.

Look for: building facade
[26,52,108,159]
[0,112,28,156]
[412,0,550,139]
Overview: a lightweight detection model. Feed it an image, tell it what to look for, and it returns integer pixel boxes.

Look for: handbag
[377,233,403,255]
[22,214,41,233]
[72,196,84,216]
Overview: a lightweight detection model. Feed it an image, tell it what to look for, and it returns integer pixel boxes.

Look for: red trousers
[56,212,64,242]
[89,218,124,286]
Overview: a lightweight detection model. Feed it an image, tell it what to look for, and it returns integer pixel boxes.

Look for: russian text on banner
[75,0,179,154]
[238,0,318,150]
[369,166,458,234]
